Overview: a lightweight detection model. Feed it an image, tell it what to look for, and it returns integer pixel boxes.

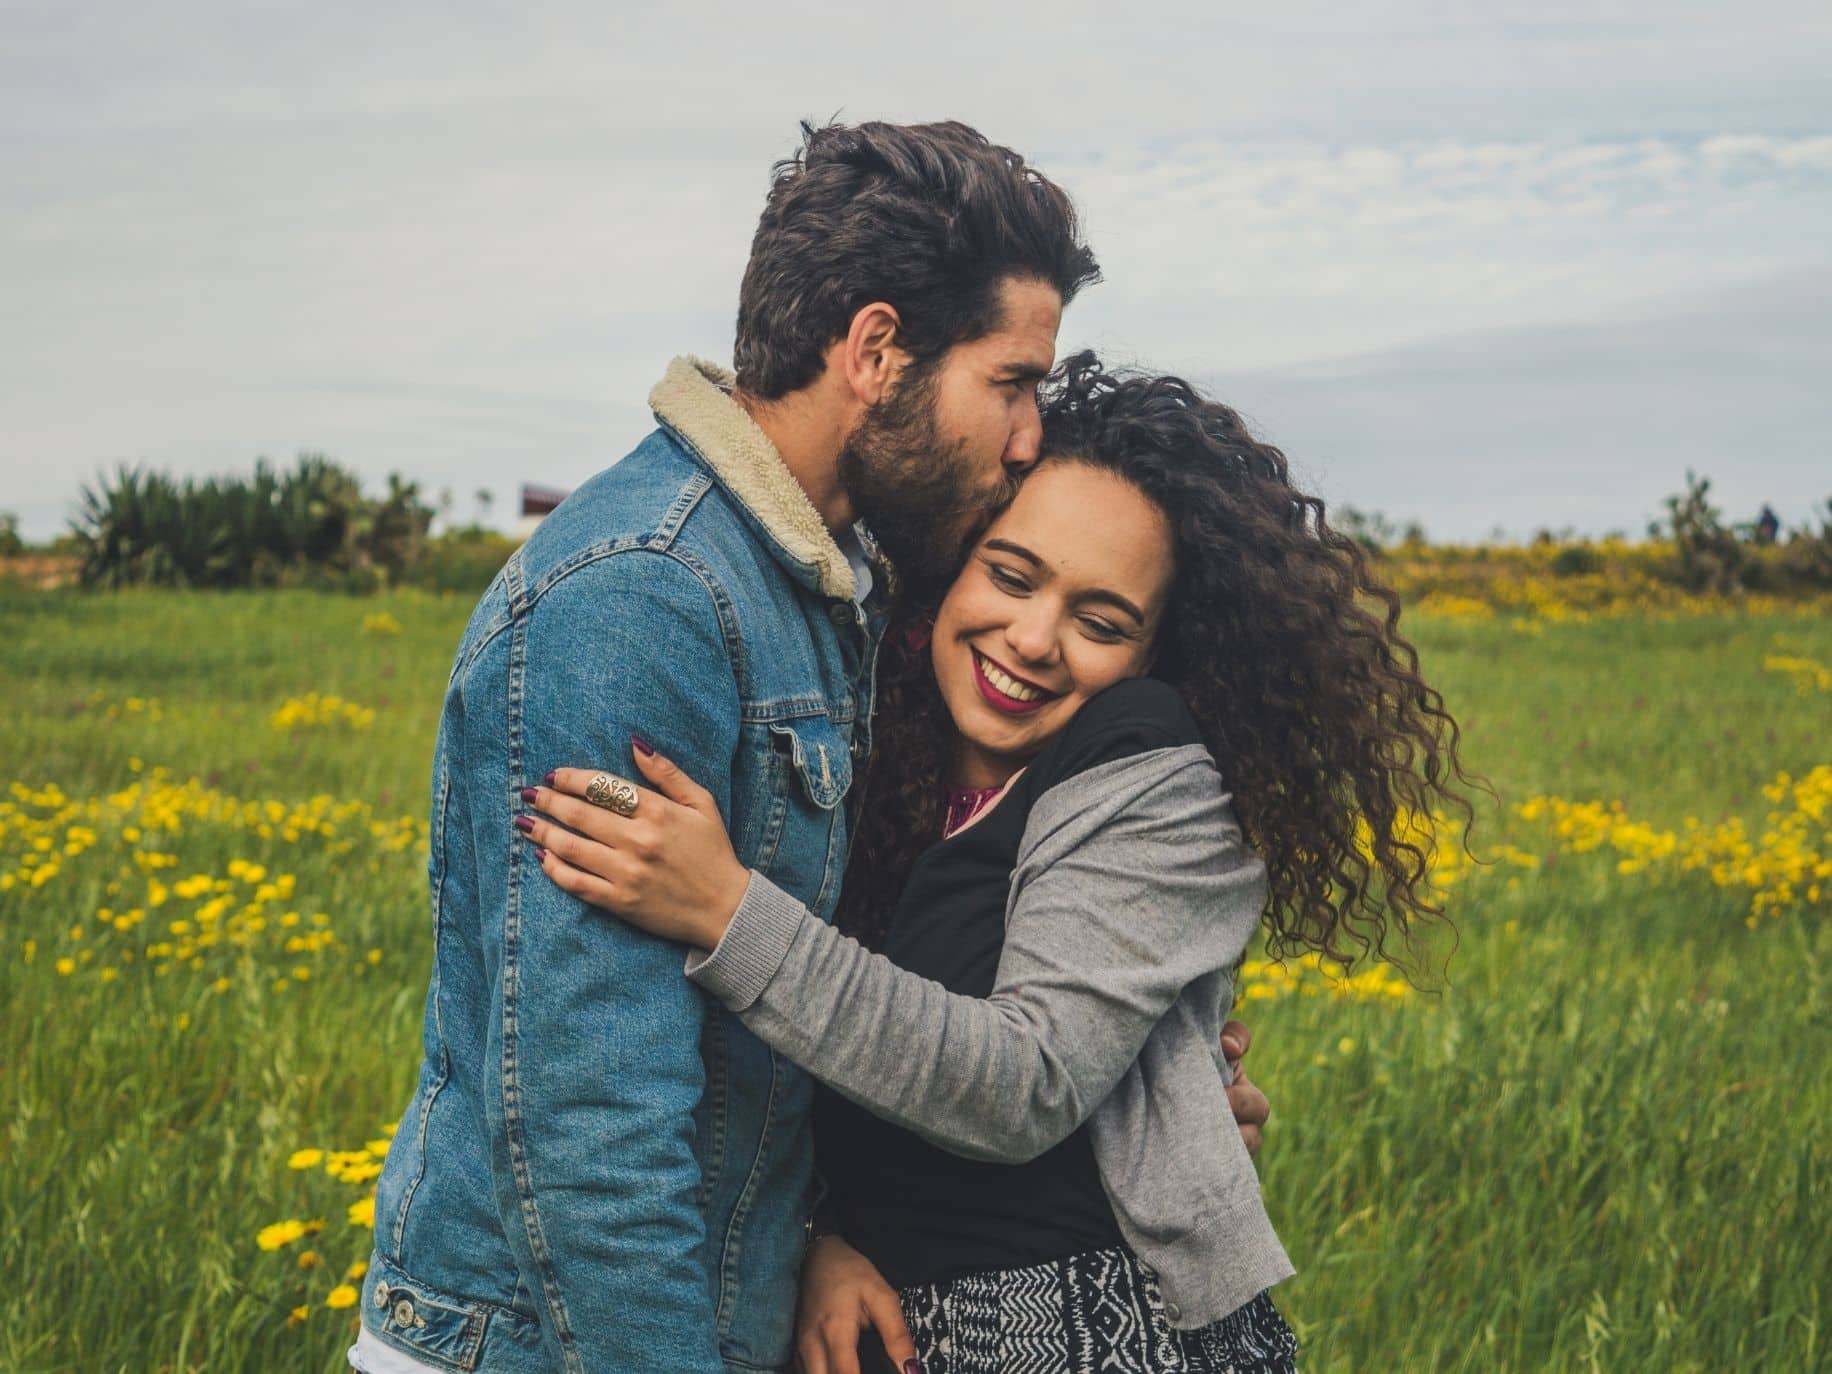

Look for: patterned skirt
[898,1246,1298,1373]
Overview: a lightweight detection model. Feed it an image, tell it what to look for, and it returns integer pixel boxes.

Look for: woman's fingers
[531,845,621,911]
[535,772,652,839]
[817,1314,862,1374]
[861,1284,918,1370]
[629,742,722,817]
[519,807,623,886]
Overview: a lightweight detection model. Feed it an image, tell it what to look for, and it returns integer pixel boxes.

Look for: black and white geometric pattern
[899,1247,1298,1374]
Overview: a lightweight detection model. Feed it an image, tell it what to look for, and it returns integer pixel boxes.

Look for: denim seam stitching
[499,553,585,1373]
[713,1037,781,1340]
[389,757,453,1257]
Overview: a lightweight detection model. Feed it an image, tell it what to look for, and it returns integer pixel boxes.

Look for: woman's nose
[1003,612,1058,668]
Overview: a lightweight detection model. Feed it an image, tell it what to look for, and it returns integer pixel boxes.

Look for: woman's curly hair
[836,351,1479,972]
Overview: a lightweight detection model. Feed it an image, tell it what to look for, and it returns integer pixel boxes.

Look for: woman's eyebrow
[983,538,1042,566]
[1080,588,1147,625]
[984,538,1147,625]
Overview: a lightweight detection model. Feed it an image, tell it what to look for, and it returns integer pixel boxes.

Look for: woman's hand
[795,1235,921,1374]
[517,743,751,950]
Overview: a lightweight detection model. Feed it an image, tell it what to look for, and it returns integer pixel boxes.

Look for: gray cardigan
[684,744,1294,1329]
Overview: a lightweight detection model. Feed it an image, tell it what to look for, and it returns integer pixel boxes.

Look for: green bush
[402,527,518,594]
[73,457,434,590]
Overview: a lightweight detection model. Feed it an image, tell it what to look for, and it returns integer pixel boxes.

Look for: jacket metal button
[1164,1300,1182,1323]
[373,1285,388,1310]
[829,603,852,628]
[391,1297,417,1328]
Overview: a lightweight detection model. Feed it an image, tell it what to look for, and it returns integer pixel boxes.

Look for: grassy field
[1,587,1827,1372]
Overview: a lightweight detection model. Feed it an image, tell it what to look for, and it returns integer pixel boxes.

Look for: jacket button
[391,1297,417,1328]
[373,1286,388,1310]
[1164,1300,1182,1323]
[829,603,852,627]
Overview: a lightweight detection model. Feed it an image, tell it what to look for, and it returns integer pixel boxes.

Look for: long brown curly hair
[837,352,1478,972]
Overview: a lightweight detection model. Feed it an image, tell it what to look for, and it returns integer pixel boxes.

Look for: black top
[813,678,1204,1289]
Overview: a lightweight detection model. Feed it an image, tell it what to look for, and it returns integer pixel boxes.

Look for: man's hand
[795,1235,921,1374]
[1222,1019,1270,1157]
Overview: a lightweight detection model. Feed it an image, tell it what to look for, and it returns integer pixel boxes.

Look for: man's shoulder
[520,428,788,603]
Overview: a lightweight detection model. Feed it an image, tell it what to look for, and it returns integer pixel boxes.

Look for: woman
[517,356,1474,1373]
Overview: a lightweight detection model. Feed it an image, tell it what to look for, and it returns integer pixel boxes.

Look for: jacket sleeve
[500,550,735,1373]
[685,747,1265,1165]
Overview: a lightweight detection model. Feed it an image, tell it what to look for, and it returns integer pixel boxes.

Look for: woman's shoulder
[1029,678,1204,793]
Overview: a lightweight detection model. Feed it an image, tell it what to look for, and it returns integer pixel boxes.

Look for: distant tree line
[1336,472,1832,595]
[2,465,1827,598]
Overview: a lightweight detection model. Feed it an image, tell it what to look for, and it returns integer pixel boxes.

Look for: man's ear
[841,302,907,406]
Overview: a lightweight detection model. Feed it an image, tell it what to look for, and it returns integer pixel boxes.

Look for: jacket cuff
[683,870,806,1011]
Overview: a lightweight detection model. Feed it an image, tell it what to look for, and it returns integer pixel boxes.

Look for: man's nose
[1002,400,1044,473]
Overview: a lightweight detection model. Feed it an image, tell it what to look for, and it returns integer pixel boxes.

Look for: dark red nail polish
[520,786,538,804]
[632,734,655,757]
[534,847,546,861]
[905,1361,924,1374]
[513,816,535,834]
[544,770,556,786]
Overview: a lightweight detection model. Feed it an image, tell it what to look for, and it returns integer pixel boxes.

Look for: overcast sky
[4,1,1828,541]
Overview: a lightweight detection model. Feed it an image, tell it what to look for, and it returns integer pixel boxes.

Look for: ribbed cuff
[683,869,806,1011]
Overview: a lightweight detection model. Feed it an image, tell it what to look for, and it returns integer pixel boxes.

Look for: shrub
[73,457,434,590]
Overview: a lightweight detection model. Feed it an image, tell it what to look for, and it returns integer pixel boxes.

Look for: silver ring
[584,772,639,817]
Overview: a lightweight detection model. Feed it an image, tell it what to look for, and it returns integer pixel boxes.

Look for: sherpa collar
[648,356,855,602]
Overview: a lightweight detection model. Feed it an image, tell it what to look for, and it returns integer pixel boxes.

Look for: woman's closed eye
[986,562,1031,594]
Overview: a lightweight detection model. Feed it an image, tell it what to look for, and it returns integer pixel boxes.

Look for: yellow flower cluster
[1392,536,1832,622]
[1239,952,1415,1003]
[271,692,377,732]
[261,1124,394,1322]
[361,612,403,637]
[82,688,166,722]
[1518,765,1832,926]
[3,770,418,989]
[1763,653,1832,694]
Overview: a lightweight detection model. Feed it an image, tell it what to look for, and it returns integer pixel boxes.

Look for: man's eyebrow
[997,362,1053,383]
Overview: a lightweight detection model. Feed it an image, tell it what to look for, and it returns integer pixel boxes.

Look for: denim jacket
[357,357,890,1374]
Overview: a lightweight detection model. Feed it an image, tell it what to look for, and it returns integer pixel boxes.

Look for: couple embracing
[352,120,1468,1374]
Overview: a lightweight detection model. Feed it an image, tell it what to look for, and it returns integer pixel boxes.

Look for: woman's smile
[970,647,1057,714]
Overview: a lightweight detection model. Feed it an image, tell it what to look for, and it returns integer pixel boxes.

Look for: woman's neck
[947,731,1022,790]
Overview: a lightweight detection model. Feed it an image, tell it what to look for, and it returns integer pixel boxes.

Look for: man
[353,120,1268,1374]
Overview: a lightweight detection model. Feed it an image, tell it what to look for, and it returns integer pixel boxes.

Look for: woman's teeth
[977,652,1045,702]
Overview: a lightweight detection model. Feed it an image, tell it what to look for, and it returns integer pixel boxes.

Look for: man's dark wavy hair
[837,353,1480,973]
[733,121,1101,399]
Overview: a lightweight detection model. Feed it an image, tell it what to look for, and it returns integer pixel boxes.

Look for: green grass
[1,589,1827,1372]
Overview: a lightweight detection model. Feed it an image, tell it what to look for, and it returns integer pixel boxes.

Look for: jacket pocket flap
[768,717,852,810]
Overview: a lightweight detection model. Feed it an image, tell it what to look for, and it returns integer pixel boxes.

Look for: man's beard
[836,360,1016,599]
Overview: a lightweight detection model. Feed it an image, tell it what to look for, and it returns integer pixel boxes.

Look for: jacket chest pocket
[739,715,852,917]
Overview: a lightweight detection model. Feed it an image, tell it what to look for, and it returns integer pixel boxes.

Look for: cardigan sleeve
[684,743,1266,1164]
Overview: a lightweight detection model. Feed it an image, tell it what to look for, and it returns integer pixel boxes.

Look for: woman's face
[930,460,1175,786]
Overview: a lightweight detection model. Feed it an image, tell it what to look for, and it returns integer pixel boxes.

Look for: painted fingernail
[906,1361,924,1374]
[544,770,556,786]
[513,816,535,834]
[533,847,546,861]
[520,787,538,804]
[631,734,655,757]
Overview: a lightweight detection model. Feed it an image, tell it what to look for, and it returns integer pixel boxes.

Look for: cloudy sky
[4,1,1828,541]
